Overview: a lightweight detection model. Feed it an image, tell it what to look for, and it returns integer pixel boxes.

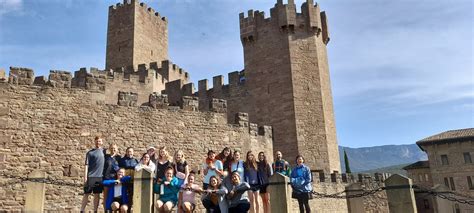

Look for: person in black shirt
[156,146,173,183]
[102,144,120,210]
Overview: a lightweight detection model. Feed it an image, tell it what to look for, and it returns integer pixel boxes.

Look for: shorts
[84,177,103,194]
[259,184,269,194]
[249,184,260,192]
[113,196,122,205]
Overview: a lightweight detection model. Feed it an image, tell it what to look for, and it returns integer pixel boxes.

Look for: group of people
[81,136,314,213]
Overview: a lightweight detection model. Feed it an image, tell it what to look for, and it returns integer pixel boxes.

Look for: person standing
[257,152,272,213]
[80,136,105,212]
[244,151,260,213]
[119,147,139,176]
[135,153,156,173]
[156,146,173,184]
[290,155,313,213]
[216,147,232,177]
[202,150,224,190]
[103,143,120,210]
[174,150,189,186]
[272,151,291,176]
[147,146,157,164]
[229,150,245,180]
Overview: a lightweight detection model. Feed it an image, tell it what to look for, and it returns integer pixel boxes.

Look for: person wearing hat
[147,146,157,164]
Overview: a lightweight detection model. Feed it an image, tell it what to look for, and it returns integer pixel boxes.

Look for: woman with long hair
[135,153,156,173]
[244,151,260,213]
[174,150,189,186]
[290,155,312,213]
[156,147,173,184]
[257,152,272,213]
[201,176,222,213]
[216,147,232,176]
[202,150,224,190]
[230,150,245,179]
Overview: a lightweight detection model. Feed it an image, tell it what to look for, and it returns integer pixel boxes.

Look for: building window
[425,174,429,182]
[151,50,153,56]
[441,154,449,165]
[449,177,456,191]
[444,177,449,188]
[464,152,472,164]
[423,199,430,209]
[455,204,460,213]
[419,174,423,182]
[468,176,474,190]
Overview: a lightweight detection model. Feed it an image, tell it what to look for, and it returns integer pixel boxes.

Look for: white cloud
[0,0,23,15]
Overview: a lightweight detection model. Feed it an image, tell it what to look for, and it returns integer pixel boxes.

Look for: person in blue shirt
[102,168,132,213]
[155,167,181,213]
[290,155,313,213]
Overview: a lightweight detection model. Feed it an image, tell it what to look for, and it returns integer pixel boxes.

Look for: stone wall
[0,82,273,212]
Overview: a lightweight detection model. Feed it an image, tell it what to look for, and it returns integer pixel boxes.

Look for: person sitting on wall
[135,153,156,173]
[272,151,291,176]
[201,175,223,213]
[290,155,313,213]
[103,168,132,213]
[178,172,202,213]
[155,167,181,213]
[223,171,251,213]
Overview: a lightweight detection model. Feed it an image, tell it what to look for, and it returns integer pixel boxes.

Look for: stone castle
[0,0,387,212]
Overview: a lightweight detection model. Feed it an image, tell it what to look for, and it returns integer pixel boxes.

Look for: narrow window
[425,174,429,182]
[464,152,472,164]
[441,154,449,165]
[119,46,121,52]
[444,177,449,188]
[419,174,423,182]
[151,50,153,56]
[455,204,460,213]
[449,177,456,191]
[468,176,474,190]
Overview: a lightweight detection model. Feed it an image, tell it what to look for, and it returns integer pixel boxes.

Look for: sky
[0,0,472,148]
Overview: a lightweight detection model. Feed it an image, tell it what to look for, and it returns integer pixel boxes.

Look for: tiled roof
[403,160,429,170]
[416,128,474,145]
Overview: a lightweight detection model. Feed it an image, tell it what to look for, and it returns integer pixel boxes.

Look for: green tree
[344,149,352,173]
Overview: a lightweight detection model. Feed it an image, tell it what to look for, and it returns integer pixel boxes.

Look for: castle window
[151,50,153,56]
[449,177,456,191]
[441,154,449,165]
[419,174,423,182]
[425,174,429,182]
[119,46,121,52]
[464,152,472,164]
[444,177,449,188]
[468,176,474,190]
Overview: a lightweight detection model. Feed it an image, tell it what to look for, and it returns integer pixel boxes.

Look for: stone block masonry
[0,82,272,211]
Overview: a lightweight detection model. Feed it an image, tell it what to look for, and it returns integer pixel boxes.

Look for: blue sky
[0,0,472,148]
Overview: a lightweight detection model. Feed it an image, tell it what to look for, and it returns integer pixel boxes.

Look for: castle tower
[240,0,340,173]
[106,0,168,70]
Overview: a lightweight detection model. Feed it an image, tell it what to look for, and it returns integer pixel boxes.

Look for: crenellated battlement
[311,172,392,185]
[239,0,330,45]
[153,60,190,83]
[109,0,167,22]
[197,70,245,97]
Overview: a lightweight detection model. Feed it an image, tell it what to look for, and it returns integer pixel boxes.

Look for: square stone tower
[240,0,340,173]
[105,0,168,70]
